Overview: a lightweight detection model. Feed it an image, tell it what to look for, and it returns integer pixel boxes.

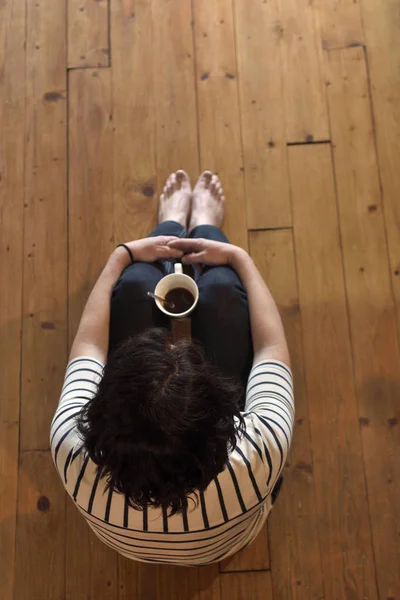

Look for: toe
[164,173,175,193]
[196,170,213,188]
[210,174,219,195]
[176,169,191,190]
[163,178,170,196]
[168,175,176,194]
[170,173,178,191]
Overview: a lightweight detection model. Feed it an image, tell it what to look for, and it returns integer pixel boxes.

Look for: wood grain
[118,558,158,600]
[14,452,66,600]
[250,229,324,600]
[157,564,221,600]
[234,0,291,229]
[111,0,157,243]
[0,0,25,597]
[152,0,199,185]
[65,501,119,600]
[193,0,248,249]
[315,0,364,50]
[65,502,91,600]
[68,0,109,68]
[361,0,400,339]
[68,68,114,341]
[66,67,117,599]
[172,318,192,342]
[220,571,273,600]
[119,561,221,600]
[111,0,168,591]
[1,0,400,596]
[220,525,269,572]
[281,0,329,142]
[20,0,67,451]
[289,144,378,600]
[326,46,400,598]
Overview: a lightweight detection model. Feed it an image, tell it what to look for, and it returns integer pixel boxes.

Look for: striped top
[50,357,294,566]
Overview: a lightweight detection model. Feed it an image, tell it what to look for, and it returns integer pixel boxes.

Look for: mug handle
[174,263,183,275]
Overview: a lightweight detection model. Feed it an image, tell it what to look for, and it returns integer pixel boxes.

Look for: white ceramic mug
[154,263,199,318]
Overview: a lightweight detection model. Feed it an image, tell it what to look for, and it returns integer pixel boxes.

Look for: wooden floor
[1,0,400,598]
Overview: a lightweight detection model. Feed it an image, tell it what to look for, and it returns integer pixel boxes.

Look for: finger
[167,238,205,250]
[181,251,207,265]
[154,235,180,244]
[158,247,184,259]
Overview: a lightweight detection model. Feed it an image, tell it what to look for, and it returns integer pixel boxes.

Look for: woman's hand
[115,236,184,267]
[70,236,183,364]
[167,238,244,266]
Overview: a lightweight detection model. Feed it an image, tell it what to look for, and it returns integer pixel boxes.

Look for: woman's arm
[69,248,128,364]
[70,237,183,364]
[230,247,290,367]
[167,238,290,368]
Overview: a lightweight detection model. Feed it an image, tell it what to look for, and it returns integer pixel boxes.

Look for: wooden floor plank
[118,559,158,600]
[152,0,199,185]
[289,144,378,600]
[250,229,324,600]
[157,564,221,600]
[65,502,91,600]
[361,0,400,339]
[0,1,25,597]
[315,0,364,50]
[119,561,221,600]
[220,525,269,573]
[111,0,157,244]
[280,0,329,142]
[14,451,66,600]
[68,68,114,340]
[234,0,291,229]
[2,0,400,596]
[326,46,400,597]
[193,0,248,249]
[67,67,117,600]
[220,571,273,600]
[68,0,109,68]
[111,0,168,592]
[66,500,118,599]
[20,0,68,451]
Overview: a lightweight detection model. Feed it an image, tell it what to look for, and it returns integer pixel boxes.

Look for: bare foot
[189,171,225,232]
[158,170,192,228]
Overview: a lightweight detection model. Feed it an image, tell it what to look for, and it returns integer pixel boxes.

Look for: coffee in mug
[163,287,195,314]
[154,263,199,318]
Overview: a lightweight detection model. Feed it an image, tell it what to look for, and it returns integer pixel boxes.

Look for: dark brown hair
[77,328,243,515]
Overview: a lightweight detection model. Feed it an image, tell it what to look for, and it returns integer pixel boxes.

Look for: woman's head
[77,328,243,514]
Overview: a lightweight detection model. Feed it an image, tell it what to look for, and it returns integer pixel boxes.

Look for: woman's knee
[198,268,245,305]
[112,276,146,302]
[196,282,248,324]
[112,265,162,302]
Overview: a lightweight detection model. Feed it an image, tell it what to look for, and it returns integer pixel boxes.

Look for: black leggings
[109,221,253,389]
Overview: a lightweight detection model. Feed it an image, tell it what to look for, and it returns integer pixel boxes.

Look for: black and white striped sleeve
[244,360,294,491]
[50,357,104,478]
